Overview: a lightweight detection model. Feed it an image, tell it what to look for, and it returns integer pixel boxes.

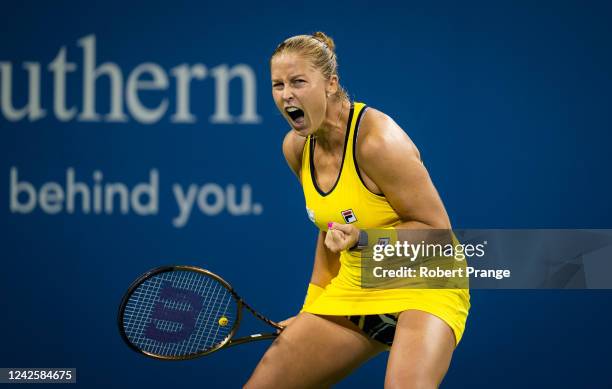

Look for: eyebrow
[271,74,307,82]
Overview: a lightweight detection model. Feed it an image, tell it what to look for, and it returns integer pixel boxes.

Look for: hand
[324,222,360,253]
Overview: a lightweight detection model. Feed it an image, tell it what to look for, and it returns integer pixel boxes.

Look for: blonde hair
[271,31,348,100]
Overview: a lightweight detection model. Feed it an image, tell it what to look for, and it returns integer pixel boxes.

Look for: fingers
[326,222,359,252]
[329,222,353,234]
[324,227,349,253]
[277,316,296,333]
[330,229,344,249]
[324,230,337,252]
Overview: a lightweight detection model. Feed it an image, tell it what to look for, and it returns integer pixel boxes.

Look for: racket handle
[226,333,278,348]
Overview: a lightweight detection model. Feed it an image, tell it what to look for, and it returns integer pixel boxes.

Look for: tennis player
[245,32,470,389]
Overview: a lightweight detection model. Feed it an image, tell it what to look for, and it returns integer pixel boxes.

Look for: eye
[272,82,283,90]
[293,79,306,85]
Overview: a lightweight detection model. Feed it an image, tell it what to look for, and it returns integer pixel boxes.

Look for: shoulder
[356,107,421,166]
[282,129,307,178]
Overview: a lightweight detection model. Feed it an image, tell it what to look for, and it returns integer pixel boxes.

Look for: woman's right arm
[310,230,340,287]
[281,130,339,311]
[277,231,338,328]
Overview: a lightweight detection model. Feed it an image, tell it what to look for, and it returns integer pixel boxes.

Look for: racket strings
[122,270,238,357]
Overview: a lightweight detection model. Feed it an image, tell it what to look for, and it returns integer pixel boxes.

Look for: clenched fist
[324,222,360,253]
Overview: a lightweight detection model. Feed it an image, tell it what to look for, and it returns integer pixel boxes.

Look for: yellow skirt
[302,251,470,345]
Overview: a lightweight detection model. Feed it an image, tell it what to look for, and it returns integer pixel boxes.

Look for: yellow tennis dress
[300,102,470,345]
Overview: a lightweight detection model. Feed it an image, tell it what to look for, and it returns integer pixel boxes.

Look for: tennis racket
[117,265,282,360]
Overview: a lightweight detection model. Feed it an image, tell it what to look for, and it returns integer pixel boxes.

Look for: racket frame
[118,265,280,361]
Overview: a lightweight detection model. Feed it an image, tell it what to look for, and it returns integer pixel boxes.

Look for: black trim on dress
[309,103,355,197]
[352,106,385,197]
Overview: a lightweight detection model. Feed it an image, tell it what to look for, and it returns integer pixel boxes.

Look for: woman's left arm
[358,109,451,229]
[325,109,451,252]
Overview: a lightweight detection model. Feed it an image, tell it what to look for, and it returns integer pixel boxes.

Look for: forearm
[336,220,453,254]
[301,231,339,311]
[309,230,340,287]
[391,216,453,247]
[394,218,449,230]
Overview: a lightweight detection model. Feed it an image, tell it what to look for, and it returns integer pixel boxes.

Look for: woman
[245,32,469,389]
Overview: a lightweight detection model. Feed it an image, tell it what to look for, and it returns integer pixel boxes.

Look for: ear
[326,75,339,96]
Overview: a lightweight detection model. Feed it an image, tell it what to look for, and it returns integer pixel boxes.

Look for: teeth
[286,107,299,112]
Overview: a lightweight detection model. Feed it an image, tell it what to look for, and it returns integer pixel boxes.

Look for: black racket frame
[117,265,282,361]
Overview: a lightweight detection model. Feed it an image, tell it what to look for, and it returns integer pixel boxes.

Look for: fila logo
[341,209,357,223]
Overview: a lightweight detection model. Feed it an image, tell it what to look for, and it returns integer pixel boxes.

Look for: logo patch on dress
[306,207,316,223]
[377,237,391,247]
[341,209,357,223]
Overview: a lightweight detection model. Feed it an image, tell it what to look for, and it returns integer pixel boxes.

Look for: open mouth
[285,107,305,125]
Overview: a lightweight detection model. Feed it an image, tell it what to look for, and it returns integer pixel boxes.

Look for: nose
[281,86,294,102]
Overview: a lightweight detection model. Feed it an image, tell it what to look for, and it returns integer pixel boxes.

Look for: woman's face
[271,52,337,137]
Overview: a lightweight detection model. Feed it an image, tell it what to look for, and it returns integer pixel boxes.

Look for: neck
[313,97,350,152]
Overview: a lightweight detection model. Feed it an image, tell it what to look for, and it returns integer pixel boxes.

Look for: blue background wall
[1,1,611,387]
